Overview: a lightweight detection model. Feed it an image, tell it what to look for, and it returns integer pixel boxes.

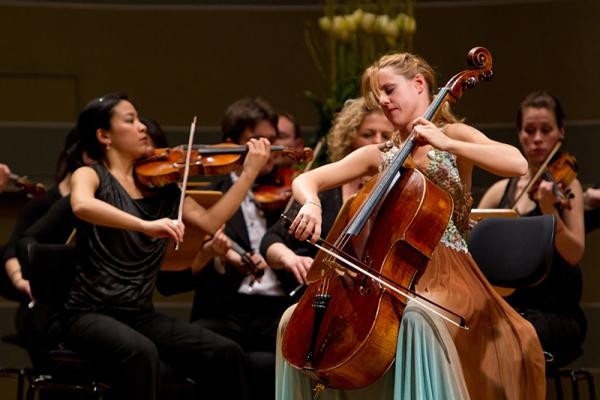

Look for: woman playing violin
[281,52,545,399]
[478,91,586,367]
[64,92,271,400]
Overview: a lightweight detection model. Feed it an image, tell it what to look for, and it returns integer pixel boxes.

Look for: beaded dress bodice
[380,145,472,252]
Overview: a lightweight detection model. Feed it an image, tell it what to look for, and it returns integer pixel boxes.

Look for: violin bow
[511,140,562,211]
[174,116,197,251]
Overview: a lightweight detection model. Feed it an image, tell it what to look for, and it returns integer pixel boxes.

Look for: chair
[468,215,555,289]
[17,240,111,399]
[0,359,29,400]
[469,215,596,400]
[18,240,197,399]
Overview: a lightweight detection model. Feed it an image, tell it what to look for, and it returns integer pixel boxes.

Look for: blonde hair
[327,98,387,162]
[361,52,461,129]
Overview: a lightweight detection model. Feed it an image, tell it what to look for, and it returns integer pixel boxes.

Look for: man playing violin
[478,91,586,367]
[190,97,296,400]
[274,112,304,168]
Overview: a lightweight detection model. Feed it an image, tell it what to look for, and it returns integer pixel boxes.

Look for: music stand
[470,208,518,221]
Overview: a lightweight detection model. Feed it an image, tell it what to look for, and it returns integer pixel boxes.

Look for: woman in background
[478,91,586,367]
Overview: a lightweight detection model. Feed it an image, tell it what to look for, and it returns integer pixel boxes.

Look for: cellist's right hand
[289,200,322,243]
[242,138,271,179]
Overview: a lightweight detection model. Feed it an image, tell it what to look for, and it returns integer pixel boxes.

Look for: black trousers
[63,308,249,400]
[193,293,293,400]
[521,307,587,367]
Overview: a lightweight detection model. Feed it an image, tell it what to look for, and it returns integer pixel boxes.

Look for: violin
[281,47,492,390]
[252,166,295,211]
[10,174,46,198]
[513,141,578,211]
[135,144,313,188]
[254,138,326,212]
[528,151,577,210]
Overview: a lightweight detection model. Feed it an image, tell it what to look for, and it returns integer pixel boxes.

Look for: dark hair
[55,127,85,183]
[141,117,168,148]
[221,97,278,143]
[516,91,565,130]
[76,92,131,161]
[278,112,301,139]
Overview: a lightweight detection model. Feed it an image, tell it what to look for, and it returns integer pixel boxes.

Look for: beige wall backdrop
[0,0,599,301]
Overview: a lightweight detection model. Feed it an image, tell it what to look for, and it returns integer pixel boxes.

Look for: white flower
[351,8,364,25]
[405,16,417,35]
[383,20,399,38]
[344,14,358,33]
[319,16,332,32]
[361,12,376,33]
[375,15,390,34]
[331,15,351,40]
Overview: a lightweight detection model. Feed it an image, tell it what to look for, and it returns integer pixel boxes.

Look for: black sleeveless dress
[65,163,180,313]
[499,177,587,366]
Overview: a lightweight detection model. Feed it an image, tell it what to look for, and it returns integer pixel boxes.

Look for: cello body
[281,167,453,389]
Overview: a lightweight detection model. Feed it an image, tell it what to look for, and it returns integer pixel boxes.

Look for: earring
[106,144,111,151]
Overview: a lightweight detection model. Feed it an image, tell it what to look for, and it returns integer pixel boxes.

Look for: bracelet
[304,200,322,209]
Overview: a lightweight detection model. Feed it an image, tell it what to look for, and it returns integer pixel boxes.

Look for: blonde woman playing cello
[278,51,545,399]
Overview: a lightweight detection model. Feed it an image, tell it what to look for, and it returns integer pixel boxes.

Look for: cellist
[278,52,545,399]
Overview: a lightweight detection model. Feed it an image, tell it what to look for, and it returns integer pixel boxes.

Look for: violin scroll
[10,174,46,198]
[280,147,314,164]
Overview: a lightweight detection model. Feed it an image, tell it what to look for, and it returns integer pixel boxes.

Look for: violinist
[62,92,271,400]
[274,112,304,168]
[261,98,393,289]
[0,162,10,192]
[280,52,545,399]
[1,128,89,371]
[189,97,293,400]
[478,91,586,367]
[250,112,303,212]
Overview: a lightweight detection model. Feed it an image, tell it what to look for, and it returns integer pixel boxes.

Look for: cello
[281,47,494,391]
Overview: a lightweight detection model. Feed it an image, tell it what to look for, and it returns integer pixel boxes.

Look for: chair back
[17,239,77,308]
[468,215,555,288]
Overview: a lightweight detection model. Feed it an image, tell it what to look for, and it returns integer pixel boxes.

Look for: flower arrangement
[305,0,416,141]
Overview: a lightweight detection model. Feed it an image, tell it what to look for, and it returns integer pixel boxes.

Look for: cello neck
[344,87,450,237]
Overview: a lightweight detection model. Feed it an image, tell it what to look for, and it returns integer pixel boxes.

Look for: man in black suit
[190,97,297,400]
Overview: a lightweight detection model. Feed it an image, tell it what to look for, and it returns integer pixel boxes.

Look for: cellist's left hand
[410,117,452,150]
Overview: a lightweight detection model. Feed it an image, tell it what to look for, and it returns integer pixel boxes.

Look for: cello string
[311,241,468,330]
